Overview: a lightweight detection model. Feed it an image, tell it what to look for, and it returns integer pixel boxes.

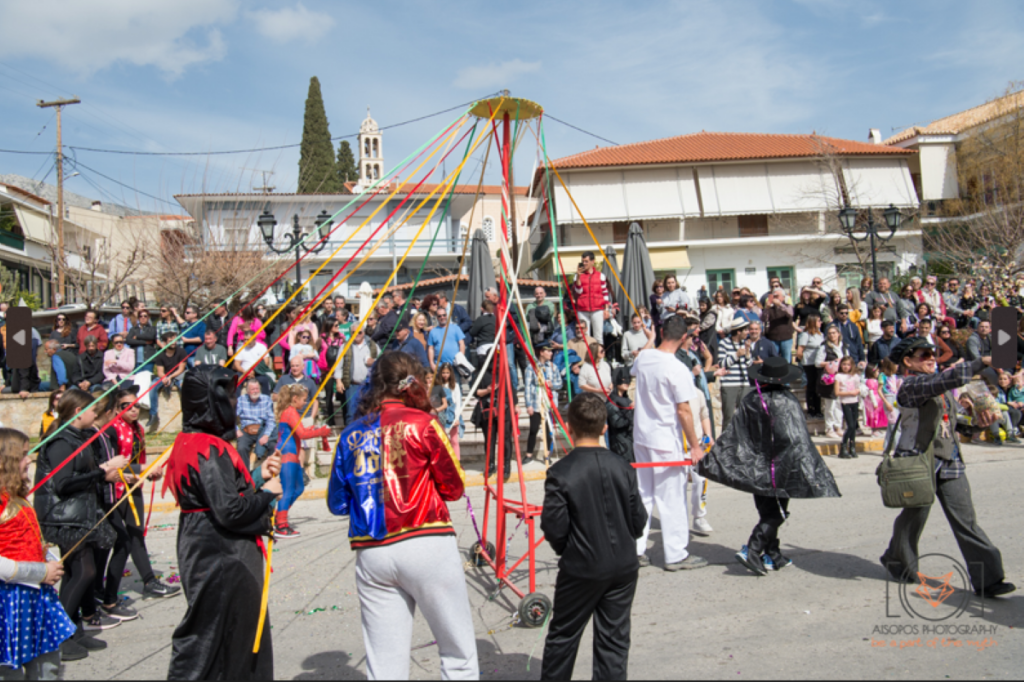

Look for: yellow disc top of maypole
[469,96,543,121]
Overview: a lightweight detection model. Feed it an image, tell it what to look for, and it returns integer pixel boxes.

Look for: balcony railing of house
[186,236,465,257]
[0,230,25,251]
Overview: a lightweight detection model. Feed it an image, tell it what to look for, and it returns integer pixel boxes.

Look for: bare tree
[926,84,1024,286]
[153,228,279,311]
[777,136,920,286]
[55,223,155,309]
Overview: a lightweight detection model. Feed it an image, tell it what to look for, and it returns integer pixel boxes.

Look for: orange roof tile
[883,90,1024,145]
[0,184,50,205]
[547,131,912,170]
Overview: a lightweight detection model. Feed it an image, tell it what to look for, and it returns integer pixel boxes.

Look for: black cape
[698,386,840,499]
[164,432,276,680]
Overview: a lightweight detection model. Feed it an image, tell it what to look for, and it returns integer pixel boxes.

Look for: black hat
[181,365,240,441]
[748,356,803,385]
[534,339,552,353]
[889,337,935,366]
[613,366,631,386]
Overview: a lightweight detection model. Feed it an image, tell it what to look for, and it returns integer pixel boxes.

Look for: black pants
[60,543,98,624]
[803,365,822,416]
[527,412,551,457]
[884,473,1005,592]
[94,494,155,604]
[748,495,790,562]
[841,402,859,449]
[542,569,637,681]
[486,414,515,478]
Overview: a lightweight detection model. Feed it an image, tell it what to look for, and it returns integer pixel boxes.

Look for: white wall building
[532,131,921,296]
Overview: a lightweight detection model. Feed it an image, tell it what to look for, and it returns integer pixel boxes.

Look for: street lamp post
[838,203,904,292]
[257,209,333,300]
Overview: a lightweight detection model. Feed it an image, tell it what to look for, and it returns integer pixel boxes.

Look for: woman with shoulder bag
[796,314,825,418]
[33,389,129,656]
[816,325,848,440]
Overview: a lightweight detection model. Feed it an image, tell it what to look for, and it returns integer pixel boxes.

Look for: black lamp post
[257,209,333,299]
[838,203,904,292]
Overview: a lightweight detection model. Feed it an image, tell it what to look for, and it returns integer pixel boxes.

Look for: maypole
[465,95,552,627]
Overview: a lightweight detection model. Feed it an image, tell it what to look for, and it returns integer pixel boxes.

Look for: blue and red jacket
[327,399,465,548]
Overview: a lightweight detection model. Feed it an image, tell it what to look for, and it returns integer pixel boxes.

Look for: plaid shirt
[156,320,181,347]
[525,360,563,411]
[236,393,275,439]
[896,359,984,479]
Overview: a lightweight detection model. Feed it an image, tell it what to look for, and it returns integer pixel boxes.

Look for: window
[766,266,794,294]
[482,216,495,241]
[836,265,864,292]
[612,220,639,244]
[738,214,769,237]
[707,269,735,294]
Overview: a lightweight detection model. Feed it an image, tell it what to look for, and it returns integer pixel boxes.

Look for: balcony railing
[187,237,465,257]
[0,230,25,251]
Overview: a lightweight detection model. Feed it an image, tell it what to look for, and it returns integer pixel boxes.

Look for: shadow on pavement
[294,650,365,680]
[961,593,1024,628]
[476,637,542,680]
[782,544,889,581]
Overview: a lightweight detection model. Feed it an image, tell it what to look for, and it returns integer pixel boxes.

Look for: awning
[545,247,689,277]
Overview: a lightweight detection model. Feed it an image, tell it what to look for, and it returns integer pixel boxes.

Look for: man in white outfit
[631,315,708,571]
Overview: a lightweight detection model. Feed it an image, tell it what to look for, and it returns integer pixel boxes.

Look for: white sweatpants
[355,535,479,681]
[634,443,691,564]
[824,398,842,433]
[685,466,707,520]
[581,310,605,339]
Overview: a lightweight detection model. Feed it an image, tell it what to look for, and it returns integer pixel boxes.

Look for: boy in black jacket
[606,366,634,463]
[541,393,648,680]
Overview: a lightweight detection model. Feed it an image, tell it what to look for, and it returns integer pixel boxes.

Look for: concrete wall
[918,143,959,201]
[0,391,182,439]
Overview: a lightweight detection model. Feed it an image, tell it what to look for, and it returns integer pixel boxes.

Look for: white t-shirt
[631,349,696,452]
[235,342,269,373]
[578,360,612,393]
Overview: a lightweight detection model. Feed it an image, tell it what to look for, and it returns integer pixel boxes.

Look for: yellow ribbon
[253,512,274,653]
[117,469,141,526]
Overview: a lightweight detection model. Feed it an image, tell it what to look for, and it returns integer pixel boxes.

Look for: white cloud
[0,0,237,77]
[453,59,542,90]
[248,3,335,45]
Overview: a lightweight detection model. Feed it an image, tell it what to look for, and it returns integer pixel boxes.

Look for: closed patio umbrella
[467,228,496,320]
[619,222,655,322]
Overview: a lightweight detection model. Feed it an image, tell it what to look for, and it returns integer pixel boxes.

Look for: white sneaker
[825,430,842,440]
[692,517,713,535]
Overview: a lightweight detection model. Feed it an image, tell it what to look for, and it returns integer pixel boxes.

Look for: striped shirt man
[717,335,752,386]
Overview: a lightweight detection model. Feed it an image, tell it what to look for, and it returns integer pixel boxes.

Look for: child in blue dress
[0,428,76,676]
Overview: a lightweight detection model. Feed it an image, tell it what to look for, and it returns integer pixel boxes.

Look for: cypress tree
[298,76,342,193]
[336,140,359,185]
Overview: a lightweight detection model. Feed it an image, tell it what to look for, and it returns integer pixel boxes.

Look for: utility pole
[37,97,80,305]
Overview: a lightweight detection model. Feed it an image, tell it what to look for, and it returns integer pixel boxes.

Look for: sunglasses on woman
[118,402,136,410]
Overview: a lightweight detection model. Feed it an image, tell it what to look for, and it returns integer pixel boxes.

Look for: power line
[67,158,180,208]
[0,147,52,155]
[63,95,501,157]
[545,114,619,146]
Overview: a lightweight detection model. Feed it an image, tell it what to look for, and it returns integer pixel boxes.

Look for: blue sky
[0,0,1021,213]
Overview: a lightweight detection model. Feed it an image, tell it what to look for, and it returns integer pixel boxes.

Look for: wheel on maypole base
[469,541,495,568]
[518,592,552,628]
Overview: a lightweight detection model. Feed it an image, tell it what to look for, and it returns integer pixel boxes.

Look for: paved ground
[66,444,1022,680]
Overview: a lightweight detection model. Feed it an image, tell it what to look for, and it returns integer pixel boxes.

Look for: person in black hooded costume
[698,356,840,576]
[163,365,282,680]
